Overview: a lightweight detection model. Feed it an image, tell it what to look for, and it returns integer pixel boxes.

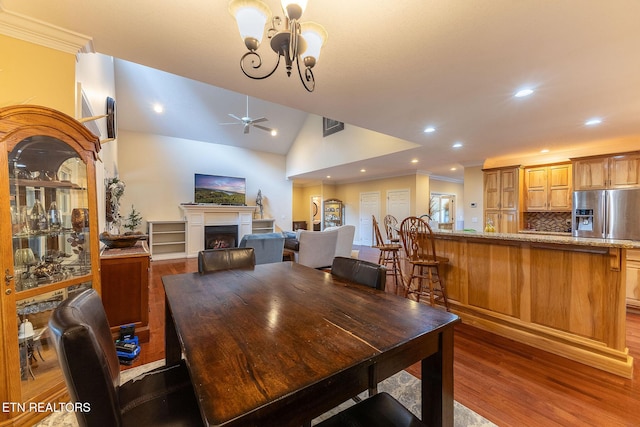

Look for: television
[194,174,246,205]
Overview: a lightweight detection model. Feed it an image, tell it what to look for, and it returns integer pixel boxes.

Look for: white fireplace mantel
[180,204,257,257]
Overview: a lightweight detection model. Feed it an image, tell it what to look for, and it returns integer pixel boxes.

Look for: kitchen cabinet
[323,199,344,229]
[483,166,523,232]
[524,163,572,211]
[0,105,101,425]
[100,242,150,343]
[573,151,640,190]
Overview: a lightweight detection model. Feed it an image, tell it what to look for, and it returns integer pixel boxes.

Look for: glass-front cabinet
[0,106,101,425]
[323,198,344,229]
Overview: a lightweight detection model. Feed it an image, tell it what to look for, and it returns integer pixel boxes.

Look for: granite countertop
[433,229,640,249]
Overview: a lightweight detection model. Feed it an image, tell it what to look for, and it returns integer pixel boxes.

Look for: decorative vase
[71,208,89,232]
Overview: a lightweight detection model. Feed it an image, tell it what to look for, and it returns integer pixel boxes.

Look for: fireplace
[204,225,238,249]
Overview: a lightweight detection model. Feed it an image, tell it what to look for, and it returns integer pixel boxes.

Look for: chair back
[238,232,285,265]
[372,215,386,248]
[198,247,256,273]
[49,289,123,426]
[400,216,437,262]
[331,256,386,291]
[296,229,339,268]
[383,215,400,242]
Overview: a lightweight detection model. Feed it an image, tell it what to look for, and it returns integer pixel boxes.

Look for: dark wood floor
[131,246,640,427]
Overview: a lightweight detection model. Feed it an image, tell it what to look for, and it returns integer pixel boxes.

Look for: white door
[387,189,411,222]
[359,192,380,246]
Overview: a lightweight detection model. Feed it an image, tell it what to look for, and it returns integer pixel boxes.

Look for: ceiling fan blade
[219,122,240,125]
[251,117,268,124]
[243,124,250,134]
[228,113,242,121]
[254,124,274,133]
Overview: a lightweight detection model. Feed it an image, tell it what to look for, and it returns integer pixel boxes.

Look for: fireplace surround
[180,205,257,257]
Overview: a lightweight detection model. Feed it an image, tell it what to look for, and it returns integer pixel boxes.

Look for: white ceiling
[3,0,640,184]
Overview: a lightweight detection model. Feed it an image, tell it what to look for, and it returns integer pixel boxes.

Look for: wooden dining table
[163,261,460,427]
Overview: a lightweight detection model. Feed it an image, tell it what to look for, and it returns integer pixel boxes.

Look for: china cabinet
[0,105,101,426]
[323,199,344,229]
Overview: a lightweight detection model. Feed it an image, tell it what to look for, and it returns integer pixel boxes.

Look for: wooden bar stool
[373,215,404,295]
[383,214,401,244]
[399,216,450,311]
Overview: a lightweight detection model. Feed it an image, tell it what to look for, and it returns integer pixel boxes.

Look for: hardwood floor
[132,246,640,427]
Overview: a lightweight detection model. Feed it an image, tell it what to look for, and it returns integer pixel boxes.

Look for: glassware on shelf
[30,200,47,232]
[48,202,61,230]
[71,208,89,232]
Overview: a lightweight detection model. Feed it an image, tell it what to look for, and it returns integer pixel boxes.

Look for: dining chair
[372,215,404,294]
[331,256,386,291]
[49,289,203,426]
[383,214,401,244]
[315,392,426,427]
[197,247,255,273]
[399,216,450,310]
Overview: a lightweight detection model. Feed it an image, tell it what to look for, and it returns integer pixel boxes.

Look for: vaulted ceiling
[3,1,640,184]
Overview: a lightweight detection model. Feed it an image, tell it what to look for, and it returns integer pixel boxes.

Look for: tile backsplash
[523,211,572,232]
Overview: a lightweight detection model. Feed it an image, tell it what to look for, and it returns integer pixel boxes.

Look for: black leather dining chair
[48,289,203,426]
[197,247,255,273]
[316,392,426,427]
[331,256,386,291]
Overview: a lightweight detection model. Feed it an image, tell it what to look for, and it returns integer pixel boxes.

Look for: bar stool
[372,215,404,294]
[399,216,450,311]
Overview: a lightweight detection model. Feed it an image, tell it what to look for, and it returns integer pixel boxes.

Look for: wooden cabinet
[524,163,572,211]
[0,105,101,425]
[573,151,640,190]
[483,166,523,232]
[148,220,186,260]
[626,249,640,311]
[100,242,150,343]
[323,199,344,229]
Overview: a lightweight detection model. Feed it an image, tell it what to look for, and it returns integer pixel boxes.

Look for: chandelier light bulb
[301,22,327,67]
[281,0,308,20]
[229,0,271,51]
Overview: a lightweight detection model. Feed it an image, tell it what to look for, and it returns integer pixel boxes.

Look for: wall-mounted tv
[194,174,246,205]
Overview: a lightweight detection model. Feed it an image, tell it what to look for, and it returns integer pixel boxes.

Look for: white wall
[463,165,484,231]
[286,114,419,178]
[116,131,293,232]
[75,52,117,233]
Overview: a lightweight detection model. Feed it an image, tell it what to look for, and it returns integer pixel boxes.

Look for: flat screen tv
[194,174,246,205]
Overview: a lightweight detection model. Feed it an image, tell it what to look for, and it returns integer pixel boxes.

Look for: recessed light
[585,118,602,126]
[270,129,278,136]
[450,167,457,171]
[540,149,550,153]
[360,169,366,173]
[452,142,463,148]
[411,159,419,164]
[153,103,164,113]
[326,175,331,179]
[514,88,534,98]
[424,126,436,133]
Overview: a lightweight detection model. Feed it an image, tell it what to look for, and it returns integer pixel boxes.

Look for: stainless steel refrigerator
[573,189,640,240]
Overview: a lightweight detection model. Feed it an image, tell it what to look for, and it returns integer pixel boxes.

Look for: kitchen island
[431,230,640,378]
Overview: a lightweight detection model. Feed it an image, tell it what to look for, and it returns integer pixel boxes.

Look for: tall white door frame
[359,191,380,246]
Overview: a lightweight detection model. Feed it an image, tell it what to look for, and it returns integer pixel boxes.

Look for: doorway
[359,192,380,246]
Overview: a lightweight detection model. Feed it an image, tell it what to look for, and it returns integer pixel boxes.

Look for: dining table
[163,261,460,427]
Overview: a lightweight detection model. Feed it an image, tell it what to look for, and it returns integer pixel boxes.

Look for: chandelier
[228,0,328,92]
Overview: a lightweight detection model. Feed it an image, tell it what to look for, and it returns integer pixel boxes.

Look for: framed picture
[323,117,344,137]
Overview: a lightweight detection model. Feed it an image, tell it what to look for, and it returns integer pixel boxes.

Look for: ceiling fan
[220,96,277,135]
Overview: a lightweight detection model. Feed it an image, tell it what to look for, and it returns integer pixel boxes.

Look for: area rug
[35,360,495,427]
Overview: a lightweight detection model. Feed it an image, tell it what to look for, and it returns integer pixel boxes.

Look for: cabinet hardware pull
[4,269,13,286]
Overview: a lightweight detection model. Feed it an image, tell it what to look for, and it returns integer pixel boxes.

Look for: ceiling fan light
[281,0,308,20]
[229,0,272,51]
[301,22,327,67]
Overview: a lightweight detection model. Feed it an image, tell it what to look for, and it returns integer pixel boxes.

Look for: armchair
[238,232,285,264]
[294,229,339,269]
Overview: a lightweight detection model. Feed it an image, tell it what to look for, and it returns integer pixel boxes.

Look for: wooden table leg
[421,327,454,427]
[165,295,182,366]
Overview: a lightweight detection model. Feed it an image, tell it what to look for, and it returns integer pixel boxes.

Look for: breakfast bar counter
[430,230,636,377]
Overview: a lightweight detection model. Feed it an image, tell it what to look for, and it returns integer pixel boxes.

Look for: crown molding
[0,4,94,55]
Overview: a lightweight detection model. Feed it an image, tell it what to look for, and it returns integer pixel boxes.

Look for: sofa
[238,232,285,265]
